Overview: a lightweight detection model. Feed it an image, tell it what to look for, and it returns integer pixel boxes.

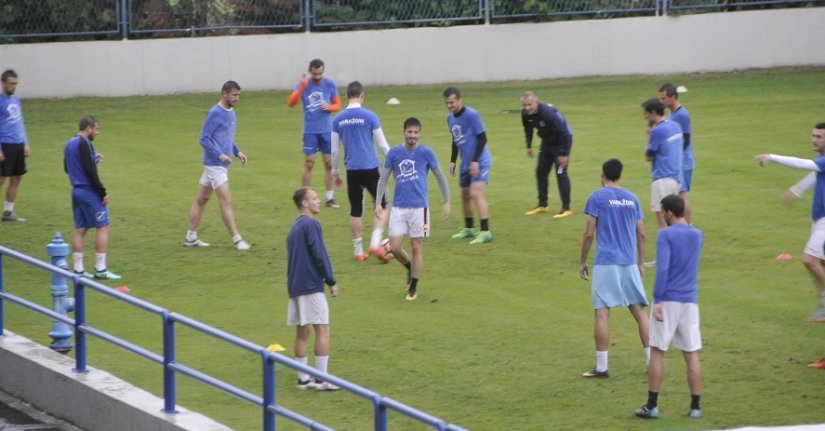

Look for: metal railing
[0,240,468,431]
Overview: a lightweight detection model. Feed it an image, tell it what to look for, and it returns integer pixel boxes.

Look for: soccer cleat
[234,239,251,251]
[296,379,320,390]
[808,307,825,323]
[94,269,122,280]
[183,238,210,247]
[688,408,702,418]
[316,380,341,391]
[808,357,825,369]
[469,231,493,245]
[73,270,93,278]
[2,211,26,222]
[355,254,369,261]
[581,369,609,378]
[525,206,549,215]
[553,209,573,219]
[635,405,659,419]
[451,228,477,239]
[325,199,340,209]
[643,260,657,268]
[405,289,418,301]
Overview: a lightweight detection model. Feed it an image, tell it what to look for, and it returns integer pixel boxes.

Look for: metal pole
[0,252,4,336]
[262,352,275,431]
[121,0,130,40]
[305,0,312,33]
[162,312,177,413]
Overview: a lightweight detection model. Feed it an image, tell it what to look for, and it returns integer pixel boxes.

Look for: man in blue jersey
[755,123,825,322]
[443,87,492,244]
[287,59,342,208]
[376,117,451,301]
[330,81,391,261]
[521,91,574,218]
[643,98,684,230]
[579,159,649,378]
[659,84,694,224]
[635,194,704,420]
[0,70,30,222]
[184,81,251,251]
[63,116,121,280]
[287,187,340,391]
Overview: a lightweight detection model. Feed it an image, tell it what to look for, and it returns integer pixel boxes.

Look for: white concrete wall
[1,7,824,98]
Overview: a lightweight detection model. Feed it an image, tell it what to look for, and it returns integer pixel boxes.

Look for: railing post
[483,0,490,25]
[305,0,312,32]
[374,397,387,431]
[262,352,276,431]
[162,311,177,413]
[47,232,74,353]
[73,274,88,373]
[121,0,130,40]
[0,251,4,336]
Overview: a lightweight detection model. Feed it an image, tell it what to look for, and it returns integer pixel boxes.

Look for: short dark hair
[642,98,665,116]
[602,158,623,182]
[293,187,313,209]
[308,58,324,71]
[403,117,421,130]
[661,194,685,217]
[346,81,364,99]
[78,116,98,131]
[816,123,825,130]
[443,87,461,99]
[659,83,678,98]
[1,69,17,82]
[221,80,240,94]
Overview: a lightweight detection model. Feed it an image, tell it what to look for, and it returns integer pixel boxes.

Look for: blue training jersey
[332,106,382,170]
[286,215,336,298]
[653,224,703,304]
[669,106,694,171]
[298,78,338,134]
[583,186,644,265]
[812,156,825,220]
[447,107,491,170]
[384,143,440,208]
[0,93,28,144]
[200,104,239,167]
[646,119,684,182]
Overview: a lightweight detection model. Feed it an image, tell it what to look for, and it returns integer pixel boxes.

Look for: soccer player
[0,69,31,222]
[443,87,492,244]
[287,187,340,391]
[659,83,694,224]
[579,158,649,378]
[755,123,825,322]
[375,117,451,301]
[184,81,251,251]
[635,194,704,420]
[63,116,121,280]
[287,59,341,208]
[330,81,391,261]
[521,91,574,217]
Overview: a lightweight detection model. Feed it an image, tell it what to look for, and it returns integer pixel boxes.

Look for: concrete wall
[1,7,823,99]
[0,331,232,431]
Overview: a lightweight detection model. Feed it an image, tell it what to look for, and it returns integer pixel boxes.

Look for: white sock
[596,350,608,372]
[3,201,12,212]
[296,356,309,382]
[186,230,197,241]
[95,253,106,272]
[352,238,363,257]
[645,347,651,367]
[370,229,384,249]
[232,234,243,244]
[315,355,329,375]
[326,190,334,201]
[73,252,84,273]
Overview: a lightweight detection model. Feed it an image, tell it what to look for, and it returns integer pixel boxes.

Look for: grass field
[2,67,825,431]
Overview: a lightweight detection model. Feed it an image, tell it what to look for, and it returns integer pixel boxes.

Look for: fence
[0,0,822,41]
[0,238,468,431]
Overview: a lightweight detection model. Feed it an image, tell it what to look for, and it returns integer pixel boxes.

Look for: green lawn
[2,67,825,431]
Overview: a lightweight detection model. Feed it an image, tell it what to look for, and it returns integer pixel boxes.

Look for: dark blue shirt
[64,135,106,198]
[286,215,336,298]
[521,102,573,154]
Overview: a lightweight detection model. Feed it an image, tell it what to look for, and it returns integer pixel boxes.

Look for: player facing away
[287,59,342,208]
[63,116,121,280]
[0,69,31,222]
[443,87,492,244]
[376,117,451,301]
[521,91,574,218]
[330,81,391,261]
[184,80,251,251]
[287,187,340,391]
[579,159,649,378]
[659,83,694,224]
[635,194,704,420]
[755,123,825,322]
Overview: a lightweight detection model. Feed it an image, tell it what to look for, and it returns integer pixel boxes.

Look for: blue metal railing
[0,243,468,431]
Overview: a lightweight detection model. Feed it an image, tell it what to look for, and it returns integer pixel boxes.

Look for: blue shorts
[302,133,331,155]
[459,164,491,188]
[681,169,693,193]
[72,187,110,229]
[591,264,648,309]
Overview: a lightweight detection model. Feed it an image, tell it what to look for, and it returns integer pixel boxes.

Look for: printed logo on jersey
[450,125,465,145]
[306,91,325,113]
[395,159,419,184]
[5,103,21,124]
[608,199,636,208]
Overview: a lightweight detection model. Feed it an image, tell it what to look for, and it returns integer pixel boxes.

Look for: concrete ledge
[0,330,233,431]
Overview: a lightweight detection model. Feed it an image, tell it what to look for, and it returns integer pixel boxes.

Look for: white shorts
[650,177,681,212]
[804,218,825,260]
[287,292,329,326]
[649,301,702,352]
[388,207,430,238]
[198,165,229,190]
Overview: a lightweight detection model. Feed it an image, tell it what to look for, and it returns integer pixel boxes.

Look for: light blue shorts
[591,264,648,309]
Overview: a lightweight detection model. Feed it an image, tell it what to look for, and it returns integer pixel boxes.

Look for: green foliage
[3,67,825,430]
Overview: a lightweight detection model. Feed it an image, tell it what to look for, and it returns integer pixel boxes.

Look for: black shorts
[346,168,385,217]
[0,143,27,177]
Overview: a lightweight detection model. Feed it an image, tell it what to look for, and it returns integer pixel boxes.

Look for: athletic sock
[480,219,489,232]
[326,191,334,201]
[296,356,309,382]
[73,252,84,273]
[94,253,107,272]
[464,218,474,229]
[232,234,243,244]
[691,394,701,411]
[404,262,412,285]
[186,230,198,242]
[3,201,13,212]
[645,346,651,367]
[409,277,419,291]
[315,355,329,375]
[352,237,363,257]
[596,350,608,372]
[369,229,383,249]
[647,391,659,409]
